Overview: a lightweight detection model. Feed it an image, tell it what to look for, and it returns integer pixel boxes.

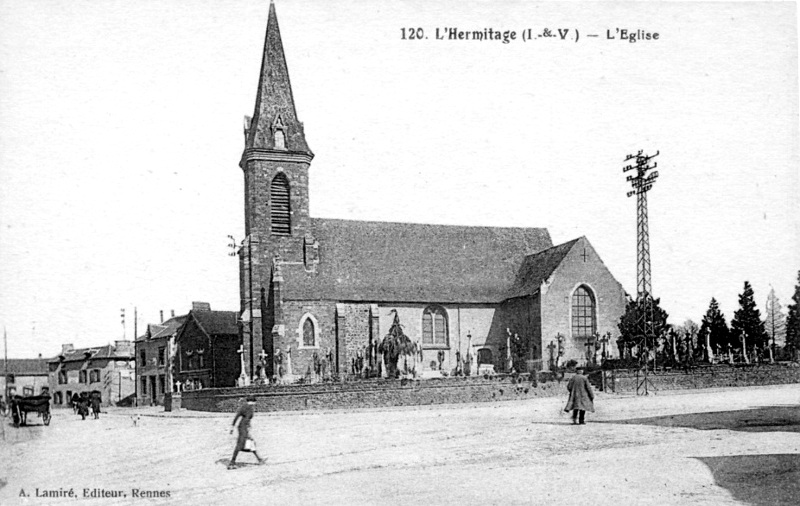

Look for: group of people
[70,392,101,420]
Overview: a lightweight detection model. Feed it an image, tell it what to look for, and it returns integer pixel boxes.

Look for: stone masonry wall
[281,300,337,376]
[182,374,569,412]
[603,365,800,394]
[337,303,372,374]
[540,237,627,368]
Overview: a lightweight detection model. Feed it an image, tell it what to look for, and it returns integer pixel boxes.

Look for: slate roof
[245,1,311,154]
[506,238,581,299]
[140,315,188,341]
[0,359,50,376]
[280,218,553,303]
[48,345,133,364]
[191,311,239,336]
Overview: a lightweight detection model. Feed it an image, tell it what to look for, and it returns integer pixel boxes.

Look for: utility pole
[623,150,660,395]
[3,327,8,402]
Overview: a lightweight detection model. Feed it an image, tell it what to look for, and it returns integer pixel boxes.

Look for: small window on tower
[274,129,286,150]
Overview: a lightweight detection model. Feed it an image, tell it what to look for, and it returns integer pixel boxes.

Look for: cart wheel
[44,412,52,426]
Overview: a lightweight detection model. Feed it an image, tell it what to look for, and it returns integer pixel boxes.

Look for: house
[1,357,50,401]
[235,3,629,382]
[174,307,240,390]
[47,341,135,407]
[134,310,187,406]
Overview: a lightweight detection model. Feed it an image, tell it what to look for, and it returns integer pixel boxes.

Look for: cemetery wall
[181,373,569,412]
[603,364,800,393]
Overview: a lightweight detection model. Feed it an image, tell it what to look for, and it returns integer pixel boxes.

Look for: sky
[1,0,798,358]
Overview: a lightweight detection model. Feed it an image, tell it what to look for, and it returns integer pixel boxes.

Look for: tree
[731,281,768,361]
[763,287,786,362]
[786,271,800,360]
[617,296,669,359]
[698,298,730,360]
[378,310,418,379]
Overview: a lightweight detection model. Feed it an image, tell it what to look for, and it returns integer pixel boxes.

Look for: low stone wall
[181,374,572,412]
[603,364,800,394]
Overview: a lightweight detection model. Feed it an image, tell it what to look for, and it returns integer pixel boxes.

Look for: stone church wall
[279,300,337,377]
[540,238,627,367]
[375,303,540,375]
[336,303,373,374]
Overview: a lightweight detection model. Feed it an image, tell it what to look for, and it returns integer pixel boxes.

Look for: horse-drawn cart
[10,393,51,427]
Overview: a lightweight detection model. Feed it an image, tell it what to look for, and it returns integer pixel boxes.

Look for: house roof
[506,238,581,299]
[190,310,239,336]
[0,358,50,376]
[48,344,134,364]
[280,218,553,303]
[138,314,189,342]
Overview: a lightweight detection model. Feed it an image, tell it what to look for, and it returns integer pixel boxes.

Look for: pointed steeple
[245,1,311,155]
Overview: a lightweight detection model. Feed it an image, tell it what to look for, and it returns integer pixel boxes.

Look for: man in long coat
[564,367,595,424]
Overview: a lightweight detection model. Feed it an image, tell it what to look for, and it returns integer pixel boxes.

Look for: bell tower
[239,0,313,383]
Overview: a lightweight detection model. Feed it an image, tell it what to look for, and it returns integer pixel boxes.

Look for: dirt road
[2,384,798,505]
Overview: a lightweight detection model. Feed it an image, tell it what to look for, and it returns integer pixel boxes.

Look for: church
[236,2,628,382]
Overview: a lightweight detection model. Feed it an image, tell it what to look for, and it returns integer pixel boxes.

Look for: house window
[198,354,205,369]
[6,374,14,384]
[79,370,88,384]
[158,347,166,366]
[54,391,63,405]
[422,306,448,346]
[477,348,493,365]
[89,369,100,383]
[270,173,291,235]
[23,386,34,396]
[140,350,147,367]
[571,285,596,338]
[58,370,68,384]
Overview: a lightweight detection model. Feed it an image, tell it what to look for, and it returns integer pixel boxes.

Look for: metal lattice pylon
[623,150,659,395]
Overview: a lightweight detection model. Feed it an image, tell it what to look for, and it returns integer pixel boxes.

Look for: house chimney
[61,343,74,355]
[160,310,164,323]
[114,340,134,357]
[192,301,211,312]
[171,309,175,318]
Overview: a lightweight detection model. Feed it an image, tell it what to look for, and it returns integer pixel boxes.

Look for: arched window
[270,174,291,235]
[298,313,319,348]
[274,129,286,150]
[571,285,596,338]
[303,318,315,347]
[422,306,448,346]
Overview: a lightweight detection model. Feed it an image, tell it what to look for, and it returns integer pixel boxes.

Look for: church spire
[244,1,311,155]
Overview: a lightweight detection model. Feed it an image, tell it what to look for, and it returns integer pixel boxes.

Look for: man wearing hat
[228,396,266,469]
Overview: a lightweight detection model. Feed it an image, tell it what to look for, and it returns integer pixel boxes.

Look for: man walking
[564,367,595,424]
[228,396,266,469]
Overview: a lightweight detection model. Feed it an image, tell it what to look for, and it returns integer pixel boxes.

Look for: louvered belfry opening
[270,174,291,235]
